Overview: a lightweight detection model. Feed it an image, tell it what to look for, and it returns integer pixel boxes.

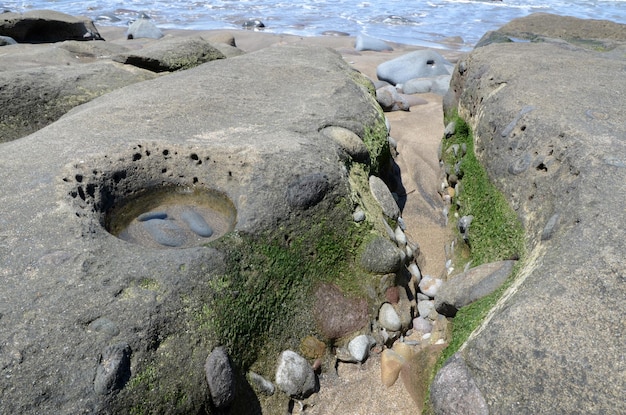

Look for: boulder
[435,260,516,317]
[0,61,157,143]
[436,14,626,414]
[113,36,226,72]
[0,44,390,414]
[359,236,402,274]
[0,10,102,42]
[126,14,163,39]
[376,49,453,86]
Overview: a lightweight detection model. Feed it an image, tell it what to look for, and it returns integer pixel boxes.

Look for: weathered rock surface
[113,36,226,72]
[0,44,388,414]
[0,10,102,42]
[435,13,626,414]
[0,61,157,142]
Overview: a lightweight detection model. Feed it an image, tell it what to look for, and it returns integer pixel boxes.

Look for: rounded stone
[249,371,275,396]
[142,219,187,247]
[379,302,402,331]
[321,126,369,162]
[369,175,400,220]
[180,209,213,237]
[275,350,316,399]
[286,173,330,209]
[419,275,443,298]
[126,17,163,40]
[418,300,435,318]
[412,316,433,334]
[205,347,235,408]
[353,208,366,223]
[359,236,402,274]
[348,334,376,363]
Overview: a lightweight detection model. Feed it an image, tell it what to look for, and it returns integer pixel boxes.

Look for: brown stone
[314,283,369,340]
[380,349,405,387]
[300,336,326,359]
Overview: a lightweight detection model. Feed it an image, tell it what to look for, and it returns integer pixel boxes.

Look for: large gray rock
[0,45,388,414]
[113,36,226,72]
[0,61,157,143]
[205,347,235,408]
[0,10,102,42]
[436,14,626,415]
[434,260,516,317]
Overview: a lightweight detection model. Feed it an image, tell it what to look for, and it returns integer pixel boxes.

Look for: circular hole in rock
[105,187,236,249]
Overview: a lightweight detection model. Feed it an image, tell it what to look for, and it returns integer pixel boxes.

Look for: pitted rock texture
[0,44,387,414]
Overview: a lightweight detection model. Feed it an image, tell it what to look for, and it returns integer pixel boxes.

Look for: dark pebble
[137,211,167,222]
[180,210,213,237]
[94,343,132,395]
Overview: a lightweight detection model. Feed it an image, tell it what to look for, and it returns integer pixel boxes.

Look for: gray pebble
[142,219,187,247]
[180,209,213,237]
[205,347,235,408]
[275,350,316,399]
[353,208,366,222]
[94,343,131,395]
[286,173,330,209]
[127,16,163,40]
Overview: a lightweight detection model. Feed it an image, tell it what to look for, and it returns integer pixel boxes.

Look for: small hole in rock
[86,183,96,198]
[75,174,83,183]
[190,153,199,161]
[112,171,127,184]
[63,177,70,183]
[536,163,548,172]
[145,150,151,156]
[193,177,198,184]
[133,153,142,161]
[228,171,232,177]
[427,59,435,65]
[162,168,167,173]
[520,125,526,131]
[163,149,169,156]
[77,186,86,201]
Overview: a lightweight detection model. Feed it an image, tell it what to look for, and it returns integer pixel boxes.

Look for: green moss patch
[424,114,526,412]
[202,205,373,372]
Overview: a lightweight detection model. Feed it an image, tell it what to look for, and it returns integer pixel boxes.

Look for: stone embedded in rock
[94,343,132,395]
[321,126,370,163]
[412,316,433,334]
[205,347,235,409]
[430,353,488,415]
[286,173,330,209]
[137,211,168,222]
[376,50,453,86]
[275,350,317,399]
[435,260,516,317]
[359,236,402,274]
[369,175,400,220]
[402,75,452,96]
[378,302,402,331]
[314,283,369,339]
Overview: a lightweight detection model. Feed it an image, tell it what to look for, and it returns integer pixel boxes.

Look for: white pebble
[379,303,401,331]
[394,227,407,246]
[419,275,443,298]
[408,263,421,279]
[348,335,375,363]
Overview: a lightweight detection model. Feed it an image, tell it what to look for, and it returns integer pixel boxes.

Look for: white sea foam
[1,0,624,48]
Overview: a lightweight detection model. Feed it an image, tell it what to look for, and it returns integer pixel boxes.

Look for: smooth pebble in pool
[137,211,167,222]
[142,219,187,247]
[180,209,214,237]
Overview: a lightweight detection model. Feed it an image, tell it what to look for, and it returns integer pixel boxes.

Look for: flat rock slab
[0,45,384,414]
[436,14,626,415]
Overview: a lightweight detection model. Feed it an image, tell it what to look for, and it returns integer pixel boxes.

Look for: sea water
[2,0,625,48]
